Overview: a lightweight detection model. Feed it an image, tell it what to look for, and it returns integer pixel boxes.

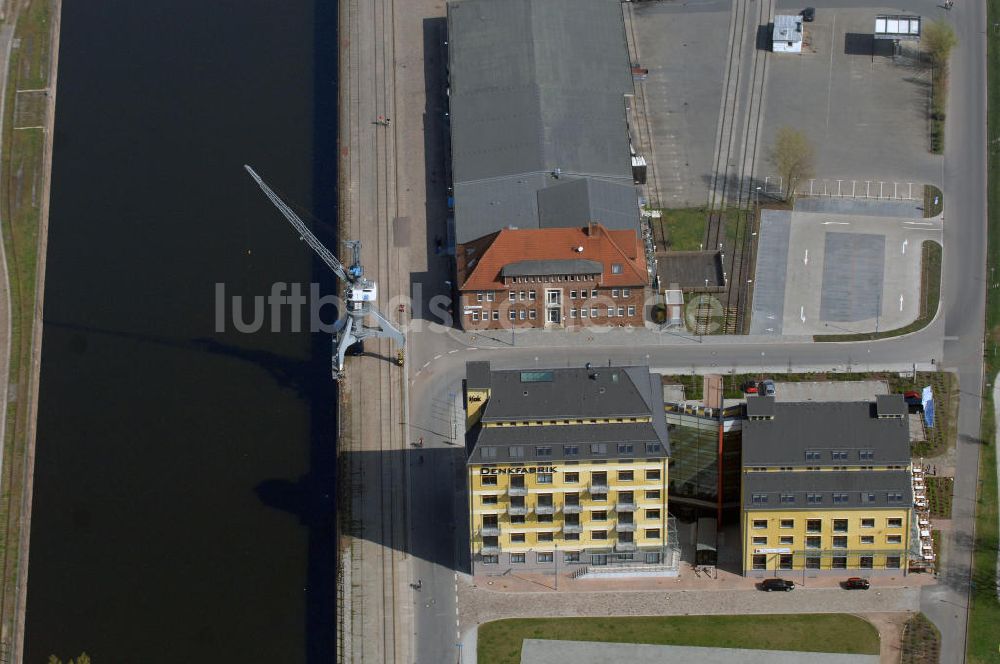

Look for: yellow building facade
[465,361,671,574]
[741,395,914,577]
[741,507,911,575]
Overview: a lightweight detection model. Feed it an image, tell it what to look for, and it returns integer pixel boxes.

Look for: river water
[23,2,337,662]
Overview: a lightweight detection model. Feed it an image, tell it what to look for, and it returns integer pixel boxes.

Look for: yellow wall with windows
[468,460,669,554]
[741,508,911,573]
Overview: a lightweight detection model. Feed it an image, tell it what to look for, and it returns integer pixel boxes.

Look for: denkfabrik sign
[479,466,557,475]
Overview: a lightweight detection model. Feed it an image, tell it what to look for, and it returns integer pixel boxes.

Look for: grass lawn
[477,615,880,664]
[925,477,953,519]
[923,185,943,218]
[654,207,709,251]
[968,0,1000,657]
[901,613,941,664]
[814,241,941,342]
[652,208,746,252]
[0,0,53,639]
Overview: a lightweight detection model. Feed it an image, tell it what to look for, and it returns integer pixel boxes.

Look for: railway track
[704,0,773,334]
[342,0,407,662]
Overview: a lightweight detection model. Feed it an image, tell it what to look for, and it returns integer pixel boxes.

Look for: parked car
[843,577,871,590]
[758,379,776,396]
[742,381,758,394]
[801,7,816,21]
[760,578,795,592]
[903,391,923,412]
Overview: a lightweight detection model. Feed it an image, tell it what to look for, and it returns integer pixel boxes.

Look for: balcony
[479,525,501,537]
[507,485,528,497]
[562,503,583,514]
[615,501,637,512]
[562,523,583,534]
[535,504,559,515]
[615,521,636,532]
[480,543,501,555]
[614,541,638,552]
[507,504,530,516]
[589,481,609,494]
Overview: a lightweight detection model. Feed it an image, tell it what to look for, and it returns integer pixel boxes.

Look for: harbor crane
[244,165,405,379]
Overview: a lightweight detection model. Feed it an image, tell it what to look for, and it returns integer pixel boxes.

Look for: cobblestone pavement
[458,575,923,631]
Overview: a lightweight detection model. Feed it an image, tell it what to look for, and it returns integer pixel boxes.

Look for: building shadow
[757,24,773,51]
[844,33,896,57]
[408,16,459,329]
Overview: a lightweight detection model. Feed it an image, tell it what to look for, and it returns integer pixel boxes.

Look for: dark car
[760,578,795,592]
[758,379,776,397]
[801,7,816,21]
[903,392,924,412]
[843,577,870,590]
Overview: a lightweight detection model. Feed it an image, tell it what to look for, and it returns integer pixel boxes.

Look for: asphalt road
[400,2,988,664]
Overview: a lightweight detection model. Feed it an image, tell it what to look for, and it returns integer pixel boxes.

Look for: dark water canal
[24,2,338,662]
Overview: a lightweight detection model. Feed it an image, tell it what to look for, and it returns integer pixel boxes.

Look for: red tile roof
[458,223,647,291]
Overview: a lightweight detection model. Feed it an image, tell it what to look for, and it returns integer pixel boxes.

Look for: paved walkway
[458,576,922,632]
[521,640,880,664]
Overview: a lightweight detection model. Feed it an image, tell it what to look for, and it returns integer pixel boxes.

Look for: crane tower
[244,165,405,379]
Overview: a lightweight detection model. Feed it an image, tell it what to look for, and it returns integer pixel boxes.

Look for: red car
[843,577,870,590]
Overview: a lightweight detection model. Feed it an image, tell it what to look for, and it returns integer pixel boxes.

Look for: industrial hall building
[447,0,654,330]
[464,361,671,575]
[740,395,914,577]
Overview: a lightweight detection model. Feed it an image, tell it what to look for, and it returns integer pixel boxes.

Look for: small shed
[773,15,803,53]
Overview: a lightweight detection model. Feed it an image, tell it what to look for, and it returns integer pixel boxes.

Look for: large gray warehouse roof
[447,0,639,244]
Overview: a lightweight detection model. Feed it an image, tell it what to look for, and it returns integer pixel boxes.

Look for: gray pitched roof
[466,362,670,464]
[537,178,640,231]
[743,470,913,510]
[501,258,602,277]
[447,0,639,244]
[743,399,911,467]
[470,423,667,464]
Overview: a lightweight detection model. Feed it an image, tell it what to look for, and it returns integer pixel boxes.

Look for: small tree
[768,127,815,203]
[48,654,91,664]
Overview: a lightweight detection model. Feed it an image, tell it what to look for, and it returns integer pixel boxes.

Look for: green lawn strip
[967,385,1000,662]
[925,477,953,519]
[0,0,51,635]
[901,613,941,664]
[814,241,941,342]
[477,615,880,664]
[968,0,1000,657]
[923,185,943,218]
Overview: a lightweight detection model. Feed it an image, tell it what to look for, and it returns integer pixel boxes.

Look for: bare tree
[768,127,815,203]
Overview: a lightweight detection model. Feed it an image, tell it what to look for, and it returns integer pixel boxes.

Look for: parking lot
[761,5,943,190]
[750,202,943,336]
[631,0,732,207]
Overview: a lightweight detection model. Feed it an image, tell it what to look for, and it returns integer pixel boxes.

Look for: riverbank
[0,0,58,658]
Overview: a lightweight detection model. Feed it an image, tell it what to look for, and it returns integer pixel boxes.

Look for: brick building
[457,223,648,329]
